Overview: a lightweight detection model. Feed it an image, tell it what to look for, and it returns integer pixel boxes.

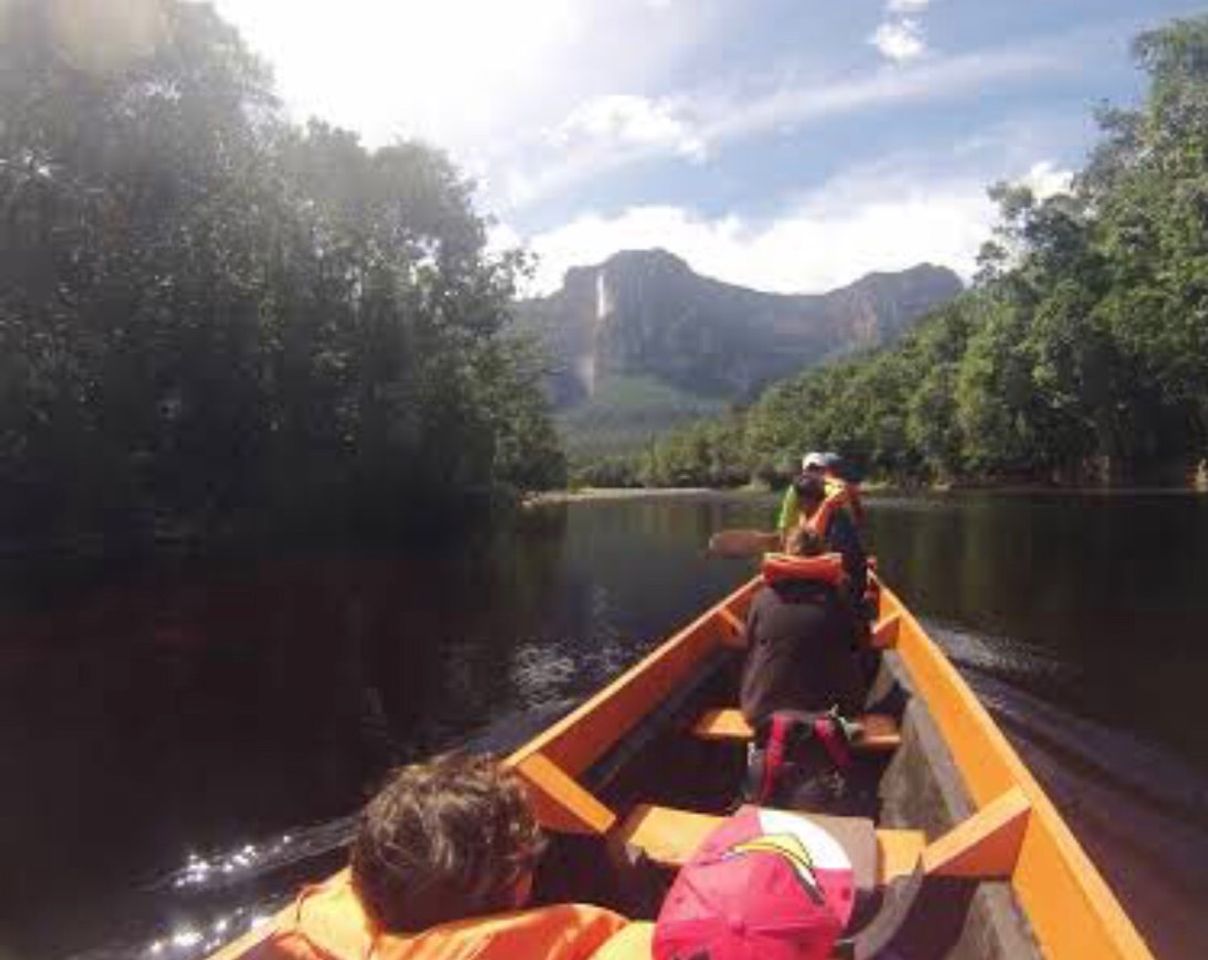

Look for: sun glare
[211,0,583,147]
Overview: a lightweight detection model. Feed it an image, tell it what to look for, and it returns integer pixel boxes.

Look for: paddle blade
[708,529,779,558]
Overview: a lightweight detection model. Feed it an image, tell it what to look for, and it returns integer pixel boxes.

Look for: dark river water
[2,493,1207,960]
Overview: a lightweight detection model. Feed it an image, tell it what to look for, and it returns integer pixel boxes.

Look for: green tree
[0,0,564,543]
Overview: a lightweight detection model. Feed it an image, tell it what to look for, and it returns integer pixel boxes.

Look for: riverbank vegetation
[576,17,1208,490]
[0,1,564,546]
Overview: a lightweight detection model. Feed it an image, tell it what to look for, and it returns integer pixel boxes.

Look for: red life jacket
[248,872,629,960]
[761,552,846,587]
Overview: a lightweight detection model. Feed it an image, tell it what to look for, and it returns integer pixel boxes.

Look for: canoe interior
[207,575,1152,960]
[506,575,1152,960]
[522,647,1032,958]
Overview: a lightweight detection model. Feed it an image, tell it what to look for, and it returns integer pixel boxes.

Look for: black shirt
[739,579,867,727]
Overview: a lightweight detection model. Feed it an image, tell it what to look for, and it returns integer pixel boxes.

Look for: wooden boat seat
[690,708,902,752]
[614,803,926,888]
[613,793,1035,959]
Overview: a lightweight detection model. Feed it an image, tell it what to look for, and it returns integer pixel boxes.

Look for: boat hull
[208,574,1153,960]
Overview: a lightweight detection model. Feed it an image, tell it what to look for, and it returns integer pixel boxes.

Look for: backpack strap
[812,714,852,770]
[759,713,792,803]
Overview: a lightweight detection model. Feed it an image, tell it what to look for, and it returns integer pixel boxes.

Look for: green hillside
[580,16,1208,489]
[557,375,726,460]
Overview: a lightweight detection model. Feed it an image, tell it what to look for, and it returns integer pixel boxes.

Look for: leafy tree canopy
[0,0,564,544]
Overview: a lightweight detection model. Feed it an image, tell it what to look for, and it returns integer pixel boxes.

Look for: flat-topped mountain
[515,250,963,410]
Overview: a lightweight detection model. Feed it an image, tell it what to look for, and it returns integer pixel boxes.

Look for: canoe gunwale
[504,578,761,834]
[879,582,1153,960]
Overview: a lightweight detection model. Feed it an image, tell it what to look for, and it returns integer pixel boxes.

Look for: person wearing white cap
[777,452,827,535]
[801,451,829,473]
[776,452,867,610]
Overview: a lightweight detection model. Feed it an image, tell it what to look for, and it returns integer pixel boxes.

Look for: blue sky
[210,0,1206,293]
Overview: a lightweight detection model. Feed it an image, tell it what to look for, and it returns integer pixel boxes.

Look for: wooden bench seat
[690,708,902,752]
[615,803,926,886]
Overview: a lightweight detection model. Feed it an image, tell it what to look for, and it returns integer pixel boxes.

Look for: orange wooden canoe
[209,574,1153,960]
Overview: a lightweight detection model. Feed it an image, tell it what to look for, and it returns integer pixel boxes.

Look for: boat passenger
[253,753,628,960]
[784,469,868,609]
[776,451,823,538]
[821,451,866,526]
[739,519,867,728]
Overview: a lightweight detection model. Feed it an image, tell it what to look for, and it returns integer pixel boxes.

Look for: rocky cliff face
[515,249,963,407]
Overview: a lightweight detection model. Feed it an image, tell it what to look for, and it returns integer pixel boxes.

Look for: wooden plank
[690,708,901,752]
[515,753,617,836]
[614,803,719,866]
[691,708,753,740]
[708,529,779,558]
[857,713,902,752]
[617,802,923,885]
[876,828,927,885]
[921,786,1031,879]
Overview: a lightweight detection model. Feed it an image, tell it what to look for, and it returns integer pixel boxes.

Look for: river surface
[2,493,1207,960]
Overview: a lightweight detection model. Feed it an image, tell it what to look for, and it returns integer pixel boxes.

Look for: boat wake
[75,696,583,960]
[928,620,1208,959]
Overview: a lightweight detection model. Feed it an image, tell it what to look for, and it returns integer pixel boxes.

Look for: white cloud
[521,195,990,296]
[1021,160,1075,199]
[209,0,718,156]
[519,183,989,296]
[554,95,705,161]
[705,43,1070,142]
[500,39,1075,212]
[514,152,1073,296]
[870,18,927,63]
[886,0,932,12]
[210,0,584,149]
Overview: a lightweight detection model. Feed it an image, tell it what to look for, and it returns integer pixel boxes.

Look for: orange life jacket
[250,872,629,960]
[803,485,850,540]
[761,551,846,587]
[825,473,866,525]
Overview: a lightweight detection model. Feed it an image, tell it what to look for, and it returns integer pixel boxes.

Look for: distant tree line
[0,0,564,544]
[578,17,1208,490]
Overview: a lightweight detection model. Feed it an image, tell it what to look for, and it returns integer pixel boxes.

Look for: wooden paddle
[707,529,780,558]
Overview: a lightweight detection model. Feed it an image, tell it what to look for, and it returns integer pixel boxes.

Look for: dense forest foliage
[0,0,564,544]
[579,17,1208,489]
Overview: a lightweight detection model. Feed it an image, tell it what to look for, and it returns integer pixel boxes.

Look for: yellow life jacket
[760,551,846,587]
[251,872,629,960]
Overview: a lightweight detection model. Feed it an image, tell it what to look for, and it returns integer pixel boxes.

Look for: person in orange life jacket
[784,467,868,612]
[819,451,866,526]
[778,451,865,538]
[253,753,628,960]
[739,510,867,728]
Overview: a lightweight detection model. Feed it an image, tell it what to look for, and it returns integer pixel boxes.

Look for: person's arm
[825,510,867,604]
[776,485,799,533]
[847,483,866,526]
[737,598,759,651]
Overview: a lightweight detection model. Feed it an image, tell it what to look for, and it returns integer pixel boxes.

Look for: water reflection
[1,492,1206,959]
